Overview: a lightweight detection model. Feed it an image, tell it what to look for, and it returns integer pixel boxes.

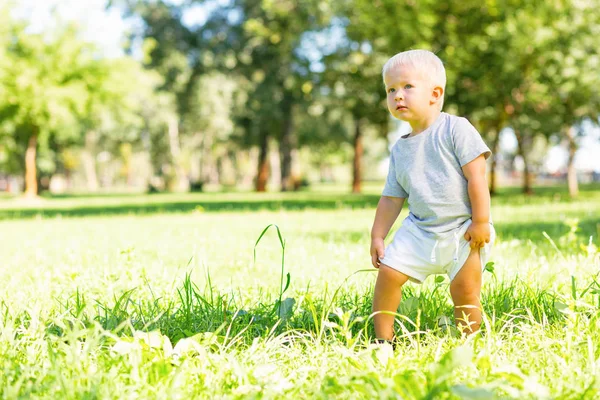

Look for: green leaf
[398,296,418,316]
[253,224,275,264]
[554,301,570,314]
[451,385,496,400]
[282,272,291,294]
[277,297,296,319]
[430,344,474,384]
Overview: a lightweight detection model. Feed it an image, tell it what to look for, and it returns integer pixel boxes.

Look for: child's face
[384,65,440,123]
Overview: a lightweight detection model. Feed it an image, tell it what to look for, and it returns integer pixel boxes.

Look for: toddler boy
[370,49,495,340]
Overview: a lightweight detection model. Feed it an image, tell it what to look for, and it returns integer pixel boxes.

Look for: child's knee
[450,278,480,300]
[378,264,409,286]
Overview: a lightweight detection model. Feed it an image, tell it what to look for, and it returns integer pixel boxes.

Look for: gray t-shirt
[382,112,491,237]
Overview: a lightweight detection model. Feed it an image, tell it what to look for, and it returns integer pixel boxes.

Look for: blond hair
[382,49,446,109]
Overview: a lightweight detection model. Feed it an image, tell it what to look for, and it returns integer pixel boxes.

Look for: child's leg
[372,265,410,340]
[450,247,482,334]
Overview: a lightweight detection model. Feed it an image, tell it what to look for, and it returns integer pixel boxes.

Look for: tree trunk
[279,94,295,191]
[566,126,579,198]
[197,132,214,186]
[123,144,134,187]
[352,118,363,194]
[216,155,224,186]
[167,116,189,192]
[515,129,533,195]
[24,129,38,198]
[82,130,99,191]
[489,125,501,196]
[240,148,257,188]
[256,131,269,192]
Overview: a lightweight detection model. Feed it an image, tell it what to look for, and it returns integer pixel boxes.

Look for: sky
[12,0,130,58]
[11,0,212,58]
[10,0,600,173]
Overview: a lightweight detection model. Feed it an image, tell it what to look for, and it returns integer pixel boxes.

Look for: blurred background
[1,0,599,198]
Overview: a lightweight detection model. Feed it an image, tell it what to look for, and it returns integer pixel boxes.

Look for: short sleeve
[381,149,408,198]
[452,117,492,167]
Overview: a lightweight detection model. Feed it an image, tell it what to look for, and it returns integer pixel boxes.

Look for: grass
[0,182,598,220]
[0,183,599,398]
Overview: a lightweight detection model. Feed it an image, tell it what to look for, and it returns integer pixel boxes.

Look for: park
[1,0,600,398]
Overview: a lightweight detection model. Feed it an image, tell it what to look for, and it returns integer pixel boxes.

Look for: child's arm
[462,154,491,249]
[370,196,405,268]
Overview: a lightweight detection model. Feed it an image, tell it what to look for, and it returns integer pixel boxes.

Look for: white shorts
[379,218,495,284]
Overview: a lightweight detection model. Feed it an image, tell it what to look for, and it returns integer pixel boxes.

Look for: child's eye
[388,88,395,93]
[404,84,413,89]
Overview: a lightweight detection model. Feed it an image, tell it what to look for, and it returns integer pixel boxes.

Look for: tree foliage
[1,0,599,195]
[0,6,163,195]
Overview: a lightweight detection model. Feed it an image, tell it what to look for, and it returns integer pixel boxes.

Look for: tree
[232,0,333,191]
[342,0,600,196]
[534,0,600,197]
[0,20,96,197]
[332,0,438,193]
[323,46,388,193]
[183,72,239,186]
[111,0,243,190]
[492,1,600,195]
[78,56,160,191]
[0,5,163,195]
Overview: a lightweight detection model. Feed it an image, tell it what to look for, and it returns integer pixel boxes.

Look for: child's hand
[370,238,385,268]
[464,222,490,249]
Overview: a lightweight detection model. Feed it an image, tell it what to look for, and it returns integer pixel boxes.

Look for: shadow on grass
[491,183,600,205]
[495,217,600,244]
[0,194,382,220]
[312,218,600,247]
[1,183,599,221]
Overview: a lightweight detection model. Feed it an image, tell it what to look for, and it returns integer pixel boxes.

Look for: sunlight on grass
[0,186,599,398]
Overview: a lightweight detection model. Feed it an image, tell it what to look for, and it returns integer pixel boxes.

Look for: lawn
[1,184,599,398]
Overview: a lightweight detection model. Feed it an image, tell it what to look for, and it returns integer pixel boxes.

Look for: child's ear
[431,86,444,104]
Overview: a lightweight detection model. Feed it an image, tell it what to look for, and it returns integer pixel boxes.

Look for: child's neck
[408,110,441,136]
